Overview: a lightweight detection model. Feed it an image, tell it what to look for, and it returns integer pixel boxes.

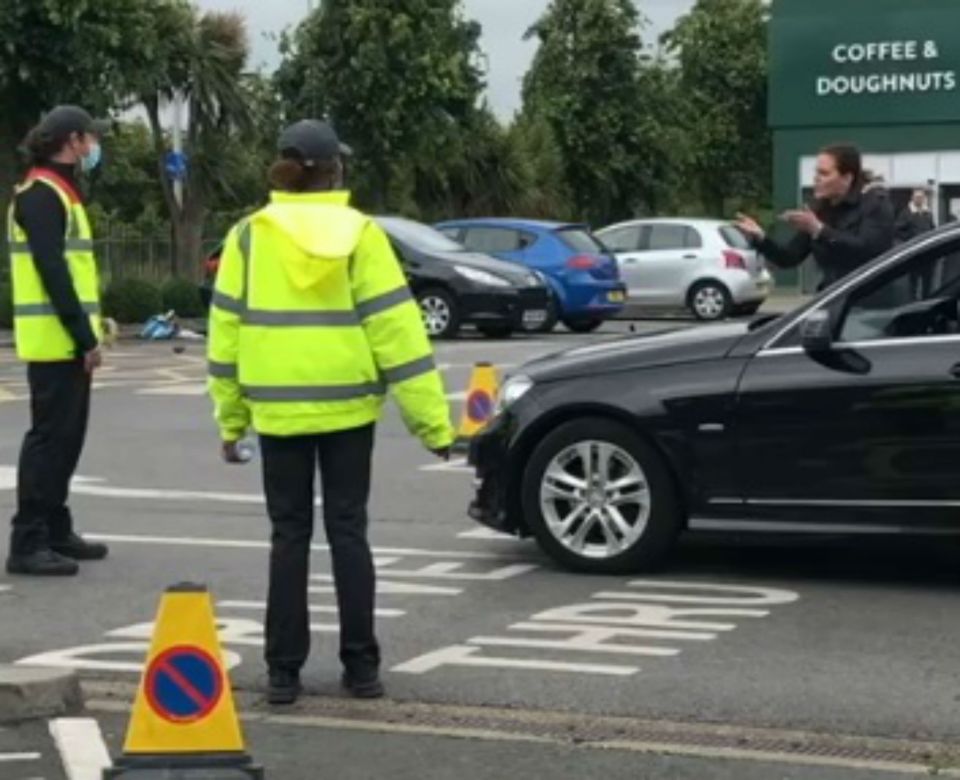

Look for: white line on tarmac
[219,600,405,617]
[49,718,112,780]
[86,532,529,561]
[0,752,41,762]
[419,458,471,473]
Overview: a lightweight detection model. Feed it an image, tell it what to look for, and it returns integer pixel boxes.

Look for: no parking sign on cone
[103,583,263,779]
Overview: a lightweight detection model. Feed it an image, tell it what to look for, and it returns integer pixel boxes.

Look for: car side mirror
[801,310,834,353]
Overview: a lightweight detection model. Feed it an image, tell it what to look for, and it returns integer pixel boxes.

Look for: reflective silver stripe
[212,290,244,315]
[8,239,93,253]
[382,355,436,385]
[208,361,238,379]
[239,222,252,308]
[14,302,100,316]
[241,381,385,402]
[356,286,413,320]
[242,309,360,327]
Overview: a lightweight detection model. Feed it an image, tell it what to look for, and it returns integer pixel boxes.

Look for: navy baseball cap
[38,106,111,140]
[278,120,352,164]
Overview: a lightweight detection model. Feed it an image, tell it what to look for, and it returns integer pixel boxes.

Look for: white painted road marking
[394,580,799,677]
[392,645,639,676]
[0,466,307,506]
[420,457,472,473]
[0,752,41,762]
[218,600,406,618]
[50,718,112,780]
[85,531,531,561]
[457,528,516,541]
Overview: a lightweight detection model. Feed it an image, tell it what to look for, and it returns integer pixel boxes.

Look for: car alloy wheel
[522,418,681,573]
[418,292,457,338]
[691,283,731,321]
[539,440,651,560]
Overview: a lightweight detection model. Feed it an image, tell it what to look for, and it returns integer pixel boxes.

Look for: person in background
[207,120,455,705]
[736,144,895,291]
[6,106,110,577]
[895,188,936,244]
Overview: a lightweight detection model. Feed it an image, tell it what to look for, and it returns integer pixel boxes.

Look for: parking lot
[3,321,960,778]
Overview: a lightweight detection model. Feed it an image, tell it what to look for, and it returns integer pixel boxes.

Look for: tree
[275,0,485,213]
[664,0,771,216]
[133,2,257,278]
[0,0,154,263]
[521,0,674,226]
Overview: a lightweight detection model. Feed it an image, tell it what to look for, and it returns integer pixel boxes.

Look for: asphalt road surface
[2,319,960,779]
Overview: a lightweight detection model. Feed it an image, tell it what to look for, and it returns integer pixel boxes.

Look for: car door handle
[682,254,698,260]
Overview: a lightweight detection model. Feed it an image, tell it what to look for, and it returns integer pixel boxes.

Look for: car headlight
[496,375,534,413]
[527,271,544,287]
[454,265,512,288]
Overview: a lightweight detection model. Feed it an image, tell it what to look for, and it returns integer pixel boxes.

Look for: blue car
[435,218,627,333]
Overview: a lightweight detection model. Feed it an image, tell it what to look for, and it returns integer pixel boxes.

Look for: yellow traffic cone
[455,362,500,451]
[103,583,262,779]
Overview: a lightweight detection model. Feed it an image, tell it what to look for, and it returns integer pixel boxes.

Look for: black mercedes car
[376,217,550,339]
[469,221,960,573]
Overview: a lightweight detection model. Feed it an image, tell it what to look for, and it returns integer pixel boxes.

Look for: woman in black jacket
[737,144,895,291]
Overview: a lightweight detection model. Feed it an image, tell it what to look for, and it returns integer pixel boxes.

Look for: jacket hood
[251,191,367,290]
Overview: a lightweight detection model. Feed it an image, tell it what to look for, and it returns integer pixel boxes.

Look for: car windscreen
[377,218,465,253]
[719,225,751,250]
[556,227,605,254]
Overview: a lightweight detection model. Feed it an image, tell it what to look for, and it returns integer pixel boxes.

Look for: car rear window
[557,227,604,253]
[720,225,751,250]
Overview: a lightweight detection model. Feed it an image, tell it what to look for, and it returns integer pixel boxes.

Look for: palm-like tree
[138,2,256,278]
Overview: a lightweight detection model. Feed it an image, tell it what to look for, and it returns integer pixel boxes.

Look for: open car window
[838,237,960,343]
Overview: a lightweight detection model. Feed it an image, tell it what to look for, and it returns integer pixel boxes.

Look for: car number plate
[607,290,626,303]
[523,310,548,325]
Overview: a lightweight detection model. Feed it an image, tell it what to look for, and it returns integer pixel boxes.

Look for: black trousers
[10,361,91,556]
[260,424,380,676]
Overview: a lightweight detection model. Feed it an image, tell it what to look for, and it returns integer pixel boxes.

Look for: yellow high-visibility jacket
[207,190,454,449]
[8,168,101,361]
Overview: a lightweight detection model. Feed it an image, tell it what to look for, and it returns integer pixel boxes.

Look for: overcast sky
[194,0,696,118]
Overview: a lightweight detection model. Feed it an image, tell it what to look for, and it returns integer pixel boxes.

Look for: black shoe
[50,533,109,561]
[342,671,385,699]
[267,670,302,706]
[6,549,79,577]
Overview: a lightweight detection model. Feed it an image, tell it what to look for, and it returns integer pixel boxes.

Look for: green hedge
[102,278,163,324]
[0,282,11,329]
[161,278,205,318]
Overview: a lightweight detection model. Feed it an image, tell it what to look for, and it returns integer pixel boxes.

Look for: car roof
[437,217,588,232]
[598,218,736,232]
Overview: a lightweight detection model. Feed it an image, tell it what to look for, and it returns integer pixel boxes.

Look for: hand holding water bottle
[222,438,254,465]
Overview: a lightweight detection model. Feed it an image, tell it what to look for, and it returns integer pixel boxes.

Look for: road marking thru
[218,600,405,618]
[394,580,799,677]
[49,718,111,780]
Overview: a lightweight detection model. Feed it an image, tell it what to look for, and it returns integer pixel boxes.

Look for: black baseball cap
[278,120,352,164]
[37,105,111,141]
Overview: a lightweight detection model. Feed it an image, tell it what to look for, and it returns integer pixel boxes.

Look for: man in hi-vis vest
[208,120,454,704]
[6,106,110,577]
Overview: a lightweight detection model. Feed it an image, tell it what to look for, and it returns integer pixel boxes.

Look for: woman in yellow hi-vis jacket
[208,120,454,705]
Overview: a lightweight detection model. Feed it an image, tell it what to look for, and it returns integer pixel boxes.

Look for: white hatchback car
[597,219,774,320]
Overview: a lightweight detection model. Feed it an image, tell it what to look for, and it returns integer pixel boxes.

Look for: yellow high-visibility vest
[8,168,102,362]
[207,190,454,448]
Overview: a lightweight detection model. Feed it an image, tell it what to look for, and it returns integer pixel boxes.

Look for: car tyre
[562,317,604,334]
[688,282,732,321]
[521,417,682,574]
[417,288,461,339]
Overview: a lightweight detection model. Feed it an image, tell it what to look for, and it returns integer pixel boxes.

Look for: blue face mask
[81,142,102,173]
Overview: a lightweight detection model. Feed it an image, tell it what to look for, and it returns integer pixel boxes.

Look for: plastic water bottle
[235,438,255,464]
